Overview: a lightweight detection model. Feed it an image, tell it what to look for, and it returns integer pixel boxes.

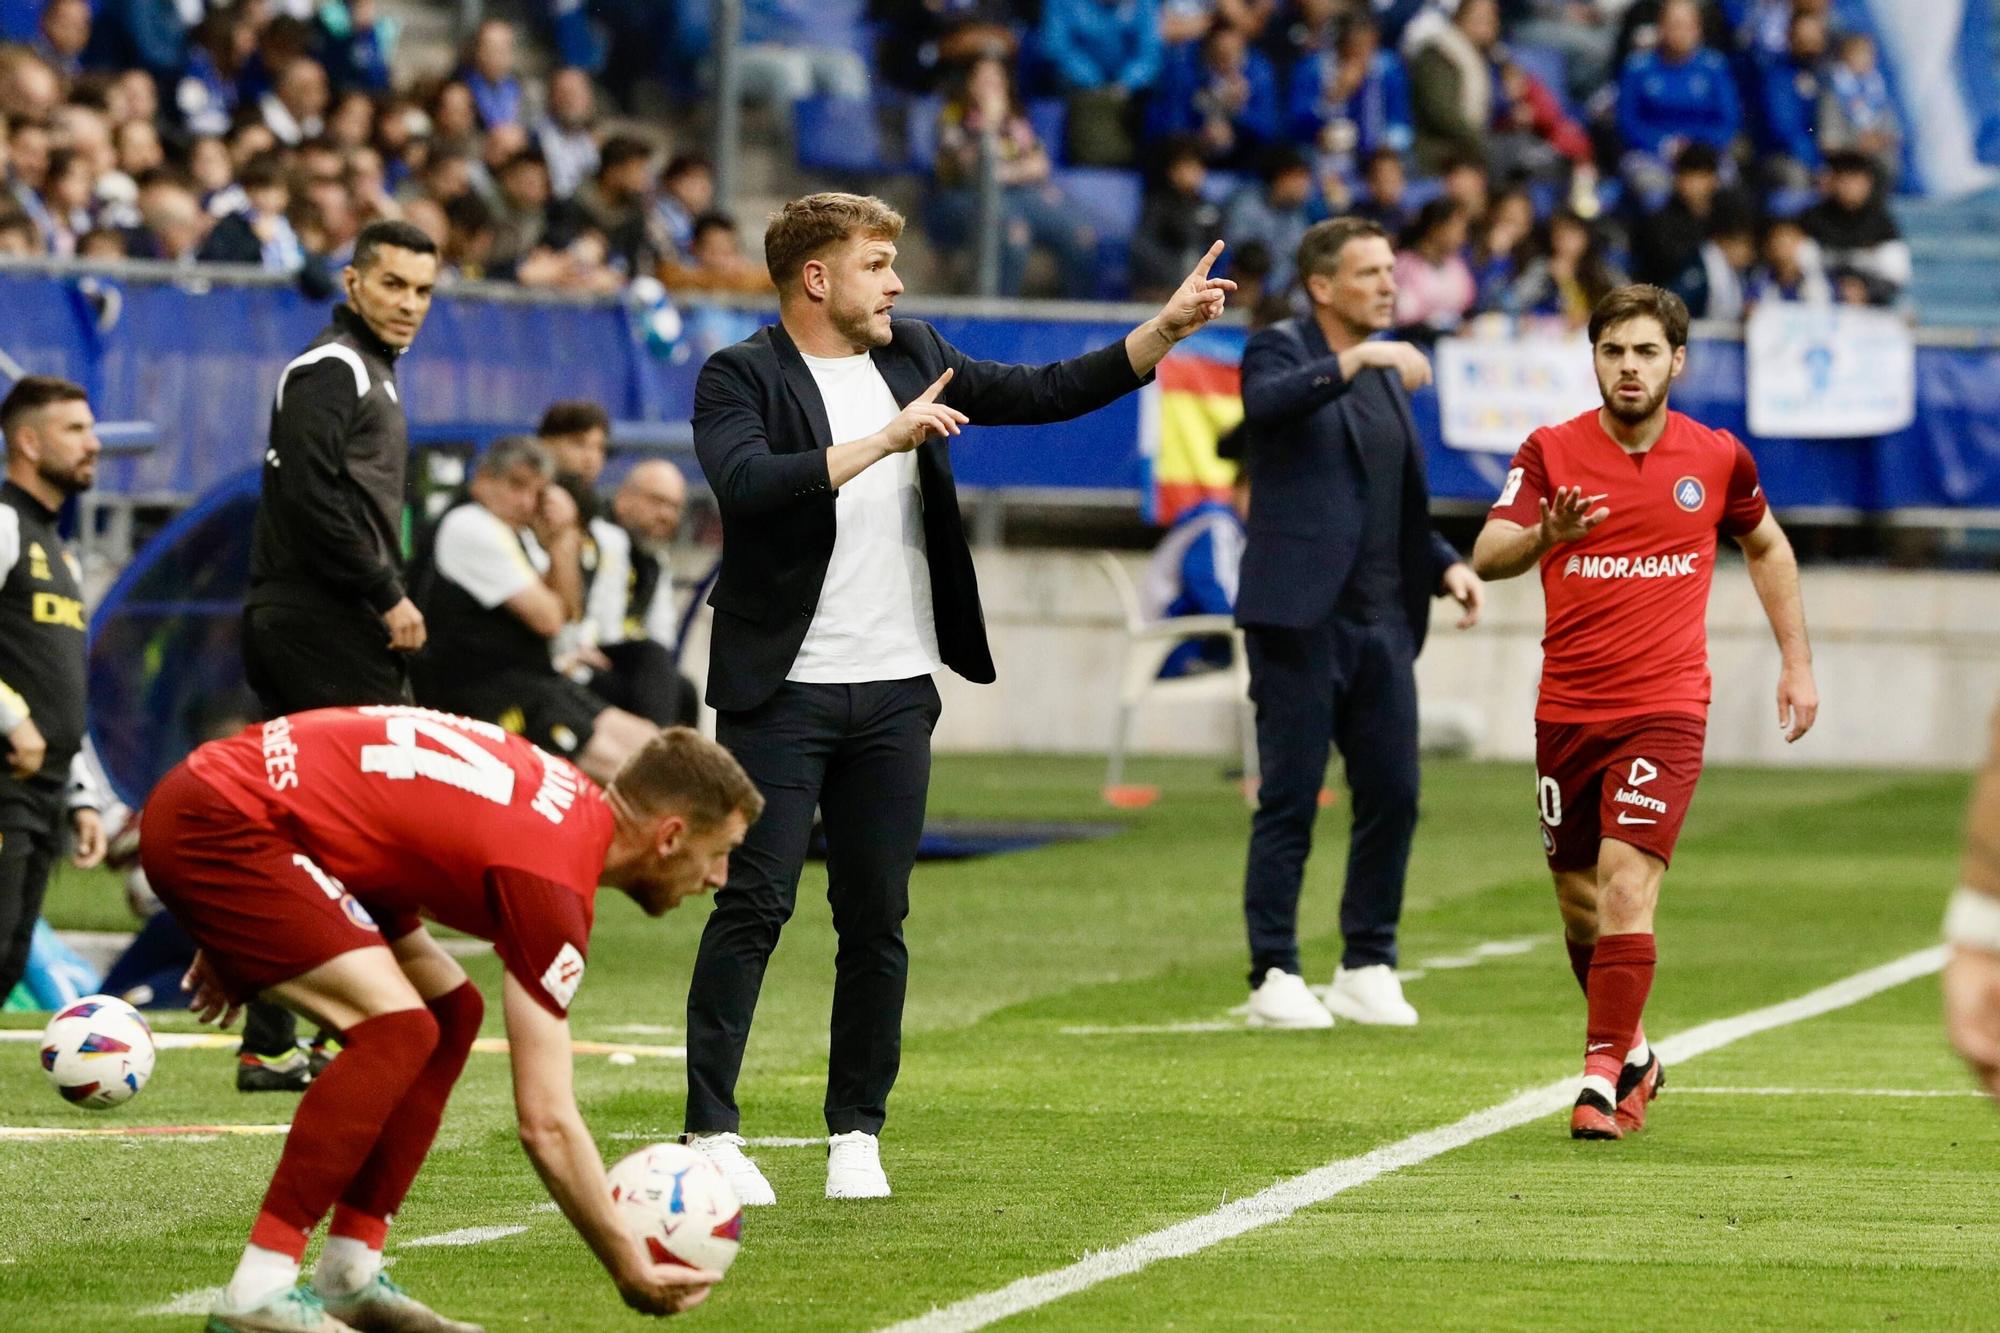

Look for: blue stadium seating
[1052,166,1143,297]
[792,95,899,177]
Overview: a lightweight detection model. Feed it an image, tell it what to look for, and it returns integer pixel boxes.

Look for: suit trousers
[1242,614,1421,984]
[0,826,56,1002]
[684,676,940,1136]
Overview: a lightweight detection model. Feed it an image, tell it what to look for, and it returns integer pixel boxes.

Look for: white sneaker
[825,1130,891,1199]
[1322,964,1419,1026]
[682,1132,777,1206]
[1245,968,1335,1029]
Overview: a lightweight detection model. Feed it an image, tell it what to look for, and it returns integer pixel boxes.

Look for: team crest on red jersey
[1672,476,1706,512]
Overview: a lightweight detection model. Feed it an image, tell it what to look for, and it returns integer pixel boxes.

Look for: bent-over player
[1471,285,1818,1140]
[141,709,760,1331]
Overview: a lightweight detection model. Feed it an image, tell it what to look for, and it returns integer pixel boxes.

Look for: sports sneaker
[236,1048,313,1093]
[1614,1053,1667,1134]
[1245,968,1334,1029]
[1322,964,1419,1027]
[825,1130,891,1200]
[1569,1088,1622,1140]
[307,1034,343,1078]
[207,1285,358,1332]
[321,1273,483,1333]
[682,1132,776,1206]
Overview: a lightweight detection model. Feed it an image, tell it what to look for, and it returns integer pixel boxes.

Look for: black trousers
[0,827,57,1002]
[585,640,700,729]
[1243,615,1421,984]
[684,677,940,1137]
[240,600,411,1057]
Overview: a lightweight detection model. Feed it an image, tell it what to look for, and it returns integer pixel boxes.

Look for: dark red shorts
[1533,712,1707,872]
[138,764,412,1004]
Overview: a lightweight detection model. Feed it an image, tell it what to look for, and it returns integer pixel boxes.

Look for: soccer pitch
[3,754,1993,1330]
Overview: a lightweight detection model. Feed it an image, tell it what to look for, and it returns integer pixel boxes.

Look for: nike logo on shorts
[1616,812,1658,825]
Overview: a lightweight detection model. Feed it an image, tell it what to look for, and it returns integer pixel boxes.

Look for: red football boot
[1614,1053,1666,1133]
[1570,1088,1622,1140]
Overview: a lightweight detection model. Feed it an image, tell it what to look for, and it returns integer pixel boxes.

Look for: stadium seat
[1025,98,1068,166]
[793,95,899,176]
[1052,167,1143,297]
[1507,43,1575,116]
[904,93,944,176]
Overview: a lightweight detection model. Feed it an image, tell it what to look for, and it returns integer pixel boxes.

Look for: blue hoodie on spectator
[1040,0,1164,93]
[1147,40,1281,154]
[1617,46,1742,157]
[1754,52,1822,169]
[1286,46,1413,160]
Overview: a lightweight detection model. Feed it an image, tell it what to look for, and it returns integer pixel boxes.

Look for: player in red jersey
[138,708,762,1332]
[1471,285,1818,1141]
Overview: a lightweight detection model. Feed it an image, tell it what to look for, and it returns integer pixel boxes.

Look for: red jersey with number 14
[186,706,614,1015]
[1489,409,1767,723]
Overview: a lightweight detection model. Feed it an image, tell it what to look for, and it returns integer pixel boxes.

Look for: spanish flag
[1142,326,1246,524]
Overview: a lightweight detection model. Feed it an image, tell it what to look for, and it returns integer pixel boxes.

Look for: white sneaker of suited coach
[682,1132,777,1206]
[1322,964,1419,1026]
[826,1130,892,1199]
[1245,968,1335,1029]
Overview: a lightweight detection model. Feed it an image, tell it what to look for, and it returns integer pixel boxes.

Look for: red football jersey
[185,706,614,1016]
[1489,409,1767,723]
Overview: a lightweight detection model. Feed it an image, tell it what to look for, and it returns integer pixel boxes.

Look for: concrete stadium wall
[872,551,2000,771]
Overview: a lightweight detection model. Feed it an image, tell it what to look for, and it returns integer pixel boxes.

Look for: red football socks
[330,981,485,1245]
[247,1007,440,1260]
[1583,933,1656,1086]
[1565,936,1593,994]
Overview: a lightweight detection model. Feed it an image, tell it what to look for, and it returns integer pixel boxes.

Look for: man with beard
[683,192,1233,1204]
[0,376,107,1005]
[1472,284,1819,1140]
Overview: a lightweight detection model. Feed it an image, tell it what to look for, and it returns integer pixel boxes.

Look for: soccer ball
[606,1143,743,1275]
[40,994,156,1109]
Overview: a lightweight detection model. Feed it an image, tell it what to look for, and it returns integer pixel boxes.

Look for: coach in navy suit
[684,193,1235,1203]
[1236,216,1484,1031]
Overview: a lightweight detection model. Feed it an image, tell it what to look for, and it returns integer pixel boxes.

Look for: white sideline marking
[0,1122,288,1141]
[1675,1086,1986,1099]
[402,1224,529,1248]
[1060,1022,1239,1036]
[880,945,1947,1333]
[143,1286,223,1316]
[0,1029,683,1059]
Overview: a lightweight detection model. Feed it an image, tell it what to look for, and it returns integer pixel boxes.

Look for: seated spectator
[0,46,61,123]
[1146,20,1281,169]
[441,191,497,278]
[33,0,88,81]
[1227,237,1274,309]
[1800,150,1909,305]
[734,0,872,104]
[6,116,50,225]
[1222,146,1315,293]
[133,171,206,261]
[0,205,37,253]
[462,18,523,127]
[113,116,163,179]
[1504,208,1625,328]
[559,133,655,276]
[1630,141,1738,291]
[1490,48,1593,187]
[1139,469,1248,678]
[927,54,1097,297]
[323,89,375,151]
[1406,0,1497,173]
[1131,135,1224,302]
[1352,145,1411,233]
[867,0,1019,93]
[1748,213,1831,307]
[197,150,302,271]
[1685,208,1757,321]
[536,65,599,199]
[260,55,328,145]
[1615,0,1741,202]
[1439,150,1490,219]
[1161,0,1276,47]
[428,78,482,157]
[1039,0,1165,167]
[409,435,660,783]
[489,148,554,273]
[316,0,396,93]
[84,0,187,85]
[662,211,777,293]
[36,147,91,253]
[1510,0,1625,100]
[1750,6,1827,190]
[176,9,251,137]
[1286,13,1412,186]
[1469,184,1535,309]
[1392,196,1475,339]
[77,224,125,259]
[238,13,314,107]
[576,452,702,729]
[1821,31,1900,186]
[650,151,713,264]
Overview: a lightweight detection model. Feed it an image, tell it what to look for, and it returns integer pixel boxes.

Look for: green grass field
[2,754,1993,1331]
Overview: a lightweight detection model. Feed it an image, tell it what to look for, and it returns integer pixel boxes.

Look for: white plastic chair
[1093,553,1257,798]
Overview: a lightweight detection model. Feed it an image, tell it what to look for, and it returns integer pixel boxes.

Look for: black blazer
[693,318,1149,711]
[1232,316,1462,650]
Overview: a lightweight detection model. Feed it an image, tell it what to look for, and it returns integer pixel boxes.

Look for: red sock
[1583,933,1655,1087]
[330,982,484,1244]
[248,1008,439,1260]
[1564,936,1593,994]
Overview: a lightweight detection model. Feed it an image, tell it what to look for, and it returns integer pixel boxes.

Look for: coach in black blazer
[683,193,1234,1203]
[1236,216,1484,1032]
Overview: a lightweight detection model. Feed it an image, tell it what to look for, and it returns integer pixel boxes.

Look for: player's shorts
[137,763,417,1004]
[470,670,608,761]
[1533,712,1706,871]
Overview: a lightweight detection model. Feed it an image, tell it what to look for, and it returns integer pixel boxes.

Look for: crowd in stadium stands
[0,0,1912,318]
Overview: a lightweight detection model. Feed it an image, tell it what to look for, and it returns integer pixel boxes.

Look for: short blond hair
[610,727,765,829]
[764,192,904,292]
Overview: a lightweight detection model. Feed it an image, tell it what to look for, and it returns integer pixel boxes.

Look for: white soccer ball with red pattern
[606,1143,743,1276]
[40,994,156,1109]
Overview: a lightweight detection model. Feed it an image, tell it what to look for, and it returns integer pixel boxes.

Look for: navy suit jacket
[1233,316,1462,650]
[692,318,1149,712]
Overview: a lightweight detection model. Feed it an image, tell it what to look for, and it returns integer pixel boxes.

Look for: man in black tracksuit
[235,219,440,1089]
[0,377,107,1003]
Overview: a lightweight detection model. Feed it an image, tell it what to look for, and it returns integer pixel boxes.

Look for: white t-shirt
[435,503,548,609]
[787,350,941,684]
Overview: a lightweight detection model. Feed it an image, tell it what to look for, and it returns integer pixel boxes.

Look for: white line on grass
[1059,1022,1240,1036]
[1674,1086,1986,1098]
[880,944,1947,1333]
[402,1224,529,1247]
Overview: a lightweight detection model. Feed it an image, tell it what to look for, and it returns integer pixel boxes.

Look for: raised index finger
[1193,240,1224,279]
[918,367,954,403]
